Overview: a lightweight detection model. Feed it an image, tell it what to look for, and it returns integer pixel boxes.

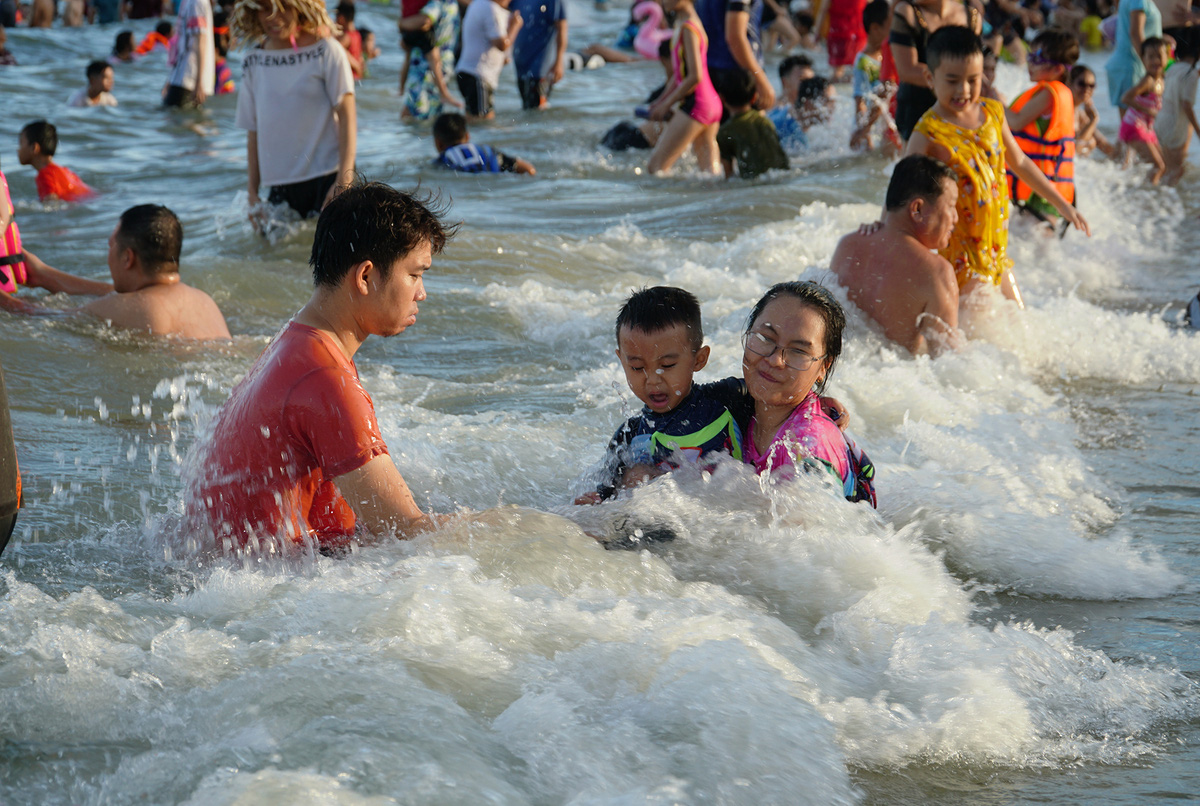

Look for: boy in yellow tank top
[906,26,1089,308]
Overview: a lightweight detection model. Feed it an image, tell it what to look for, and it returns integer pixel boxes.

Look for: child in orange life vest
[905,26,1089,309]
[1005,29,1080,223]
[16,120,95,204]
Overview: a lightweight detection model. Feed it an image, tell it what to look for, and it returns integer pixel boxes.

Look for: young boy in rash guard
[575,286,752,504]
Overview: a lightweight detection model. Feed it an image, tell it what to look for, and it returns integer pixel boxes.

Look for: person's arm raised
[334,454,440,539]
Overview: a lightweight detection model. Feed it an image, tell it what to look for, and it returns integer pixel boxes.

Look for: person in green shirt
[716,72,789,179]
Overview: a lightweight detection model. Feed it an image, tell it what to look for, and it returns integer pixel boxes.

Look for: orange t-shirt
[189,322,390,549]
[35,163,95,203]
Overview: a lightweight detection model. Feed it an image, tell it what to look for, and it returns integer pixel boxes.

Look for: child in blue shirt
[432,113,537,174]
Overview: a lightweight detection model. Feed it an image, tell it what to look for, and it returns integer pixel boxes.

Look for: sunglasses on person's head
[1027,48,1065,67]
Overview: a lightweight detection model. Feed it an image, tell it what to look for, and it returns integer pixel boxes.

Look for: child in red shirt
[17,120,95,203]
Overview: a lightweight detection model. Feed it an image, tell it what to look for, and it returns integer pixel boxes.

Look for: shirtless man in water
[4,205,230,340]
[830,155,962,356]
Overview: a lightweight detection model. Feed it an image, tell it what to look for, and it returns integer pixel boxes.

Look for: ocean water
[2,4,1200,804]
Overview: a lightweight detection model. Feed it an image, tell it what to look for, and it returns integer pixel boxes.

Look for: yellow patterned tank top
[913,97,1012,287]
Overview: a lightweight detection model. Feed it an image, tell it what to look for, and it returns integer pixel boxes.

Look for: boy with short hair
[574,286,751,504]
[17,120,95,203]
[1005,28,1080,221]
[432,112,536,174]
[716,72,789,179]
[767,54,815,150]
[796,76,837,130]
[68,61,118,107]
[849,0,900,151]
[905,26,1088,306]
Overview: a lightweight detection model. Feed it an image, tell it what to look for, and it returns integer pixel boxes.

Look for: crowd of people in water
[1,0,1199,556]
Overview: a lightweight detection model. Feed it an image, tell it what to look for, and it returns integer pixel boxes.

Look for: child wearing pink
[672,20,722,126]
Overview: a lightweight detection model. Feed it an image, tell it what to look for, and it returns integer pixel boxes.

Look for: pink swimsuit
[671,20,722,127]
[1119,91,1161,145]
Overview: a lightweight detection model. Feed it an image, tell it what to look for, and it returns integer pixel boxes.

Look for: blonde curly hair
[230,0,335,45]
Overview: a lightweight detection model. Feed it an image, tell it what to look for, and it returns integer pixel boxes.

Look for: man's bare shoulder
[80,283,230,340]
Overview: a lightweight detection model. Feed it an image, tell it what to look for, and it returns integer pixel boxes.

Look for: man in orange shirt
[188,183,452,554]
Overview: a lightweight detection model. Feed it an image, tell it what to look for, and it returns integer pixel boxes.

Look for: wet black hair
[1069,64,1095,84]
[1141,36,1167,56]
[885,155,957,211]
[20,120,56,156]
[336,1,355,21]
[310,182,453,288]
[744,281,845,394]
[862,0,890,31]
[432,112,468,147]
[925,25,983,72]
[86,60,110,80]
[796,76,831,103]
[722,70,758,108]
[615,286,704,351]
[155,20,173,37]
[117,205,182,275]
[779,53,813,80]
[113,30,134,55]
[1030,28,1079,66]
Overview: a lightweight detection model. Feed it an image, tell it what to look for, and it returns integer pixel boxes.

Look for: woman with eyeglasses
[740,281,876,506]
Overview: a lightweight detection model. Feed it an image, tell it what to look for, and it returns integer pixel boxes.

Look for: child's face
[94,67,115,92]
[362,32,375,52]
[928,54,983,114]
[781,66,814,104]
[16,133,34,165]
[866,19,889,47]
[1025,46,1064,82]
[616,323,709,414]
[1071,70,1095,104]
[797,89,835,128]
[983,54,997,84]
[1142,44,1168,75]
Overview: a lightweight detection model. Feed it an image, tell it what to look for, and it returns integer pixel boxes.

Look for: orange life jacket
[1007,79,1076,205]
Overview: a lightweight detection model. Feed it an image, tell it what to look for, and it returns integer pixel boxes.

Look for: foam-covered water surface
[2,6,1199,804]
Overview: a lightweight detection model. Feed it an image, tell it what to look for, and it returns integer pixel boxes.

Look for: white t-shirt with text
[235,38,355,187]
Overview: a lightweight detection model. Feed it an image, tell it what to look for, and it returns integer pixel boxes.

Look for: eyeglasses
[743,331,825,371]
[1027,48,1064,68]
[1075,80,1096,89]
